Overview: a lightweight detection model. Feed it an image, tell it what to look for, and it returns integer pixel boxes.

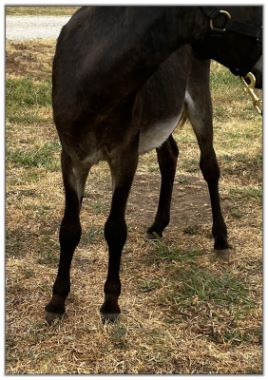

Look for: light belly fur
[138,113,183,154]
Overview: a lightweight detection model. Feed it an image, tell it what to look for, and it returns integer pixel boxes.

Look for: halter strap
[201,7,262,42]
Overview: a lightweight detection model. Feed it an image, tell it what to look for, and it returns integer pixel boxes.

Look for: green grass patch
[210,63,241,90]
[6,78,51,108]
[91,200,109,215]
[183,224,200,235]
[37,233,59,266]
[109,324,129,349]
[221,152,262,178]
[37,248,59,266]
[219,327,260,345]
[181,158,199,173]
[137,278,162,293]
[6,78,52,125]
[147,241,203,265]
[218,127,262,144]
[210,62,261,121]
[80,226,104,245]
[22,171,40,184]
[229,208,243,219]
[164,267,254,309]
[222,152,262,165]
[7,110,51,126]
[228,185,262,202]
[6,230,27,258]
[7,141,61,171]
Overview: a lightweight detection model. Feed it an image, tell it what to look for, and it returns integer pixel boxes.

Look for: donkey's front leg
[45,149,90,323]
[191,122,230,252]
[100,139,139,323]
[185,67,230,253]
[147,134,179,238]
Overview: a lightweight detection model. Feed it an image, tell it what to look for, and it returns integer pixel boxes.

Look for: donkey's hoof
[45,303,65,324]
[214,248,231,262]
[100,303,120,324]
[101,312,120,324]
[45,311,64,324]
[146,228,162,240]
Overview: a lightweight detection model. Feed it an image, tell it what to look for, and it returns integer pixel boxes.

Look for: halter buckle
[210,10,231,32]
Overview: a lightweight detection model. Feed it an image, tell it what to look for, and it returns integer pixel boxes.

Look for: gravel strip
[6,15,71,41]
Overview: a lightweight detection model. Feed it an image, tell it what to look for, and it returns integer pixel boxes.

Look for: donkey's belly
[138,112,183,154]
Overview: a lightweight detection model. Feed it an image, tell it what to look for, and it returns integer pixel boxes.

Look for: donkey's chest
[138,113,183,154]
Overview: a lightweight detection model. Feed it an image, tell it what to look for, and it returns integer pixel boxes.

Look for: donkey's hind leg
[45,149,90,322]
[100,136,139,323]
[147,134,179,238]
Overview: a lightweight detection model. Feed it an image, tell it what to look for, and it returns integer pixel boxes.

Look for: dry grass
[6,6,79,16]
[6,39,262,374]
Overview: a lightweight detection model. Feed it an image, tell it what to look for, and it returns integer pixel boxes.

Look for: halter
[202,7,262,44]
[196,7,262,76]
[198,7,263,114]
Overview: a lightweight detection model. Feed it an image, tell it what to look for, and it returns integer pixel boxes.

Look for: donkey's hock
[45,6,262,323]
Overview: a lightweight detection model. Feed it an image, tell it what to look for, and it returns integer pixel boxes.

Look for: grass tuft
[165,267,254,308]
[7,141,61,170]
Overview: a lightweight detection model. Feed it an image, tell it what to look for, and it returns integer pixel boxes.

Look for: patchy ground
[6,38,262,374]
